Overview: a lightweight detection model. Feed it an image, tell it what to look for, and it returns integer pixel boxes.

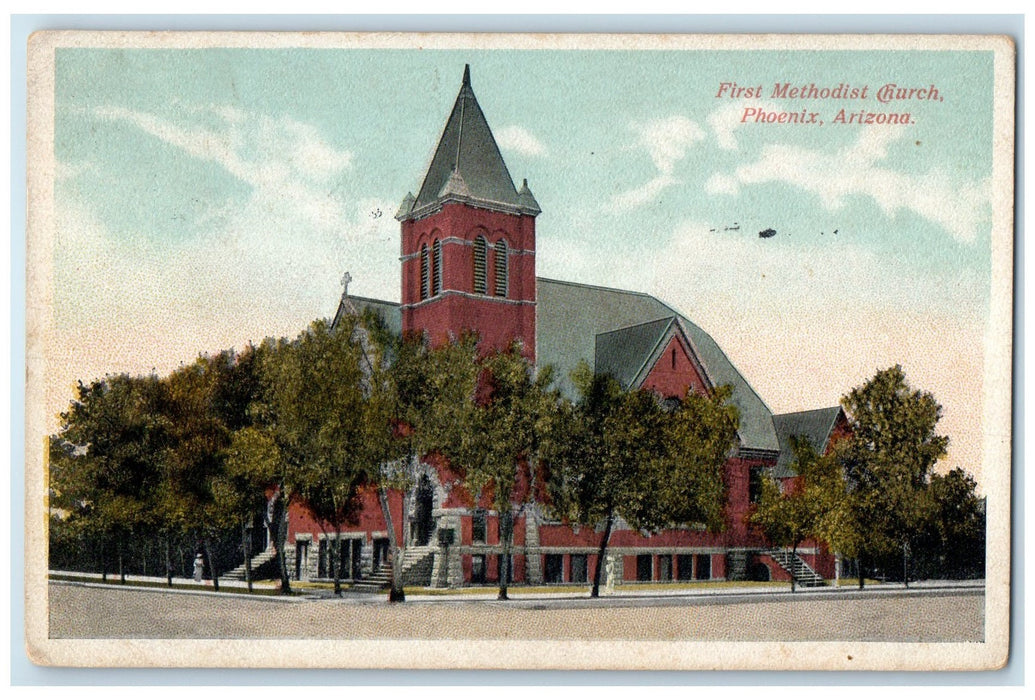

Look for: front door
[413,475,435,546]
[373,538,390,570]
[295,540,310,581]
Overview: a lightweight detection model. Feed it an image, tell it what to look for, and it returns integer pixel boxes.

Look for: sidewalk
[49,570,984,605]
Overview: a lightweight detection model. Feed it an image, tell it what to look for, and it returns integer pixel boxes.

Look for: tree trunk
[332,532,342,597]
[243,521,253,593]
[100,538,107,583]
[902,541,909,589]
[858,555,865,590]
[165,537,173,587]
[118,545,125,585]
[203,539,220,592]
[498,510,513,601]
[267,487,291,594]
[377,487,405,602]
[591,512,615,598]
[789,543,797,593]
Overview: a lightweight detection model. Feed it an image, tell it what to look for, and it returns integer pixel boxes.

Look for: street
[48,581,984,642]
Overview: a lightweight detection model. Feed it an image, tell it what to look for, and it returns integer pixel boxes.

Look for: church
[278,66,844,589]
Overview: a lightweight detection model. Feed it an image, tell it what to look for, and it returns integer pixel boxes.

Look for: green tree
[436,343,558,601]
[263,318,377,596]
[654,385,739,532]
[50,374,170,583]
[914,467,985,579]
[158,352,260,592]
[750,438,849,591]
[366,330,483,601]
[836,365,949,588]
[545,367,737,597]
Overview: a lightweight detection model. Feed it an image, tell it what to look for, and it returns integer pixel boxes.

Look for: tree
[262,318,375,596]
[545,366,737,597]
[913,468,985,580]
[50,374,170,584]
[436,343,558,601]
[365,330,483,601]
[157,354,248,592]
[750,437,849,591]
[653,385,739,532]
[835,365,948,588]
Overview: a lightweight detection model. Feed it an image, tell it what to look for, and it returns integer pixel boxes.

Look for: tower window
[494,239,508,297]
[473,236,488,294]
[420,244,429,300]
[432,239,443,296]
[671,347,677,369]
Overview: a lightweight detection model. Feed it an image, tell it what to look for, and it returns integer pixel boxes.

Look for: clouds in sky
[52,103,399,418]
[495,125,547,157]
[607,116,706,212]
[607,99,990,246]
[704,113,991,244]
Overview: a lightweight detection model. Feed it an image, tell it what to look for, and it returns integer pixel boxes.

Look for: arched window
[420,244,429,300]
[494,239,508,297]
[473,235,488,294]
[671,347,677,370]
[432,239,443,296]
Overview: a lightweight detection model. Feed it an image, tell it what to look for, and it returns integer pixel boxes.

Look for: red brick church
[279,66,844,589]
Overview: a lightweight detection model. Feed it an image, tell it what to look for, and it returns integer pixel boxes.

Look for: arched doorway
[413,474,435,546]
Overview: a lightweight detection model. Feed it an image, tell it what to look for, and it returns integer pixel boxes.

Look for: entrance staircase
[223,548,278,581]
[765,549,827,587]
[350,545,435,592]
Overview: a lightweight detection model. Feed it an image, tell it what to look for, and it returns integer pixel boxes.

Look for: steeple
[408,65,536,218]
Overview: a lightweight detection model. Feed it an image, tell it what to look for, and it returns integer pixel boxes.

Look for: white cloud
[632,115,706,174]
[607,116,706,212]
[91,105,353,190]
[607,174,677,212]
[704,173,739,195]
[707,99,795,151]
[709,125,990,243]
[495,125,547,157]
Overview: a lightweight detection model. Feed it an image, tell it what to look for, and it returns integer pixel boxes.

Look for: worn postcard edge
[23,30,1016,671]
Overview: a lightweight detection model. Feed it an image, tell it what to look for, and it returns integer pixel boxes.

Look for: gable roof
[595,317,676,389]
[403,65,537,219]
[536,278,779,454]
[333,295,402,337]
[772,406,844,478]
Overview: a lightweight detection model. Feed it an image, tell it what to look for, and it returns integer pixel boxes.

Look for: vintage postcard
[25,32,1014,671]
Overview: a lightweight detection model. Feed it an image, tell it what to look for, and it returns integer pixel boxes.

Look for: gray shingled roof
[333,295,402,337]
[409,66,528,216]
[594,317,676,389]
[331,278,780,454]
[772,406,844,478]
[536,278,779,454]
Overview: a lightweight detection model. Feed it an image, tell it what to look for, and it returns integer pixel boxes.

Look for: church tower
[396,65,540,360]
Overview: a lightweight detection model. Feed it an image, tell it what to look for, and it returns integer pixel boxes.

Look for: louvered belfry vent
[432,239,443,295]
[420,244,430,300]
[474,236,488,294]
[495,239,508,297]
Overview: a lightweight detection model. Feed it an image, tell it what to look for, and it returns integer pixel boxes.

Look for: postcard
[25,31,1014,671]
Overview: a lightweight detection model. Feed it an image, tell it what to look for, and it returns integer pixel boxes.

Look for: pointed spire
[395,191,415,221]
[439,169,471,198]
[517,178,541,215]
[407,65,536,218]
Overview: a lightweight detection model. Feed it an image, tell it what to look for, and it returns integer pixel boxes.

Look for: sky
[48,45,1000,487]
